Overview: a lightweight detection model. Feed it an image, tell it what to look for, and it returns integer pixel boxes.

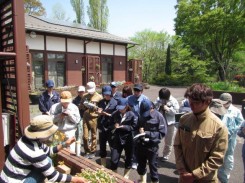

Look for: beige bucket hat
[25,115,58,139]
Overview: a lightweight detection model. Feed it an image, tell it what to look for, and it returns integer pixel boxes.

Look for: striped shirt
[0,136,72,183]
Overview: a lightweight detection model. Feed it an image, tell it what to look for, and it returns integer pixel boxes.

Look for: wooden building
[0,0,30,169]
[25,15,136,88]
[0,2,141,170]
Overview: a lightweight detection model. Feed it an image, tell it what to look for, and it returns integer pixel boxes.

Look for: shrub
[206,81,245,93]
[151,73,209,86]
[234,75,245,87]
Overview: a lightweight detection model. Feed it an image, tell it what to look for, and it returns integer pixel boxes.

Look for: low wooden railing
[57,149,133,183]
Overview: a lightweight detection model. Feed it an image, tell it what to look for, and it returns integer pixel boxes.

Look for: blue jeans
[24,157,52,183]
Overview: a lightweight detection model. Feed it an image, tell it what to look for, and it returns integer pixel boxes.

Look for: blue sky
[40,0,177,38]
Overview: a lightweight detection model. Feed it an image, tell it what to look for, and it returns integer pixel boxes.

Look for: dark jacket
[111,110,138,145]
[72,96,84,117]
[138,109,167,146]
[97,98,117,131]
[39,90,60,113]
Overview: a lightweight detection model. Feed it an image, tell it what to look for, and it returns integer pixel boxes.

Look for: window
[47,53,65,87]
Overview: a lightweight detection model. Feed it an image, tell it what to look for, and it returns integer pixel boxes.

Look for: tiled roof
[25,15,136,45]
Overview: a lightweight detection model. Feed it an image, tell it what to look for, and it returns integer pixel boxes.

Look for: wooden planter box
[29,93,40,104]
[213,91,245,105]
[55,86,78,97]
[57,149,133,183]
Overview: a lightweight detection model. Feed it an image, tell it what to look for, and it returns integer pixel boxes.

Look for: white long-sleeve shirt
[154,95,179,125]
[50,103,80,131]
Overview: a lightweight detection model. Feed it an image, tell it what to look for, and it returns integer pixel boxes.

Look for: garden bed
[57,149,133,183]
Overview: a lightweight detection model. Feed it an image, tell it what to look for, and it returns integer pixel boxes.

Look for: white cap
[86,82,96,93]
[78,86,85,92]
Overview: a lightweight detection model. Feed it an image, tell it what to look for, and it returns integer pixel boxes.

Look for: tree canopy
[87,0,109,31]
[70,0,85,24]
[24,0,46,16]
[129,30,208,85]
[51,3,69,21]
[175,0,245,81]
[129,29,171,82]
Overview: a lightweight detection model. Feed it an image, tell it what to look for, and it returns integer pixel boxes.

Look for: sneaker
[132,163,138,169]
[89,152,96,159]
[161,157,168,162]
[84,153,90,159]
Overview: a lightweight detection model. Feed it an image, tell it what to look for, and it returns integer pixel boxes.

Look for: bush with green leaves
[206,82,245,93]
[152,71,209,86]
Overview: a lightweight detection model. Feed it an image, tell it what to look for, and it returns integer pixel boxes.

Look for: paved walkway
[29,85,243,182]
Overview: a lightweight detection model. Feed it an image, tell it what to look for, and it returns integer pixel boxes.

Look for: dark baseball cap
[133,84,143,91]
[46,80,54,88]
[140,99,153,117]
[116,98,128,110]
[102,85,112,95]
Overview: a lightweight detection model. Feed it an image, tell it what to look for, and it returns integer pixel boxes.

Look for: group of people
[1,80,245,183]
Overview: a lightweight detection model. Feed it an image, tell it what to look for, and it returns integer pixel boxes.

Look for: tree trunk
[218,66,226,81]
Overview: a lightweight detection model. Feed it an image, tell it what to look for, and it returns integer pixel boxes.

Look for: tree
[165,44,171,75]
[175,0,245,81]
[70,0,85,24]
[51,3,69,21]
[129,29,171,82]
[24,0,46,16]
[87,0,109,31]
[170,36,209,83]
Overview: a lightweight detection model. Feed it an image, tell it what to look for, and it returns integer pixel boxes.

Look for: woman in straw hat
[0,115,88,183]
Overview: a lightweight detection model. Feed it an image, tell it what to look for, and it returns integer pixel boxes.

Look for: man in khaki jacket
[80,82,103,159]
[174,83,228,183]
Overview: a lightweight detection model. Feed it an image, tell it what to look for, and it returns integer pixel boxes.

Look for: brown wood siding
[127,59,143,83]
[26,46,32,90]
[114,56,126,81]
[86,56,101,85]
[66,53,84,86]
[0,0,29,169]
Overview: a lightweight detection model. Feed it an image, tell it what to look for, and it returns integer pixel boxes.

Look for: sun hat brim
[210,107,227,116]
[24,124,58,140]
[60,98,72,103]
[210,99,228,115]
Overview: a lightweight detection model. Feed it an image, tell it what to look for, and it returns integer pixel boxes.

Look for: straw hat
[24,115,58,139]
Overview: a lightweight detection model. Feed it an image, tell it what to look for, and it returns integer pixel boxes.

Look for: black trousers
[110,136,133,170]
[136,144,159,182]
[98,130,111,158]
